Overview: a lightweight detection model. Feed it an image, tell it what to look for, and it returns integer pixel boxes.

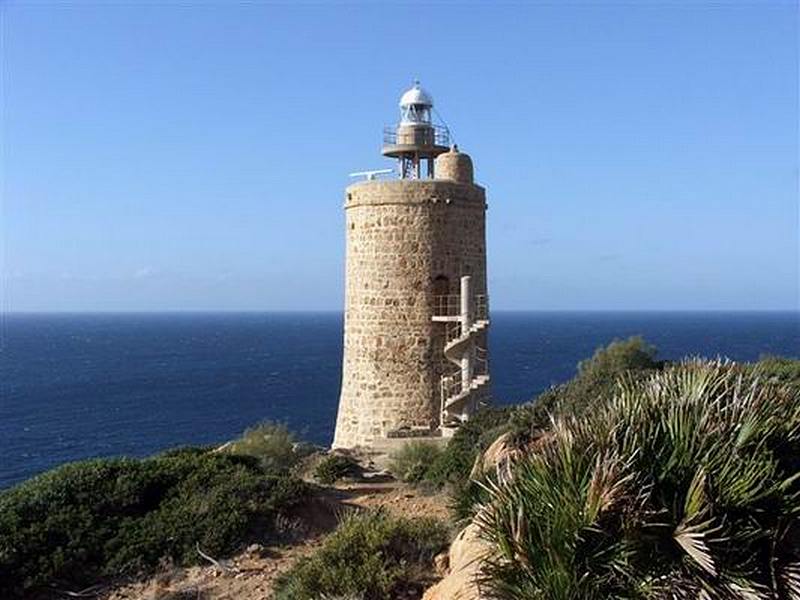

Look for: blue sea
[1,311,798,489]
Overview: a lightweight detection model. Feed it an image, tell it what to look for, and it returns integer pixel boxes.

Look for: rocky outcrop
[469,431,516,481]
[422,521,489,600]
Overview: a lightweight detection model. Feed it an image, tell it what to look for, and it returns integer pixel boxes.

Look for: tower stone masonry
[333,83,491,449]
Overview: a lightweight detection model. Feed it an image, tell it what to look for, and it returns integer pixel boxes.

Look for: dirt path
[101,479,449,600]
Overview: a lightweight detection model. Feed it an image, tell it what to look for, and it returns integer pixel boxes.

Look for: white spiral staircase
[432,276,490,433]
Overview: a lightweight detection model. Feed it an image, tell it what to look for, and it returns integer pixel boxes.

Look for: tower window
[433,275,450,296]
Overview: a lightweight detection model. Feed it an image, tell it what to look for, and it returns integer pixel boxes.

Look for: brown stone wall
[333,179,488,448]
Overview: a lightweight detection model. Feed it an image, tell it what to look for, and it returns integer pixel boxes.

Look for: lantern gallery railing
[382,125,450,148]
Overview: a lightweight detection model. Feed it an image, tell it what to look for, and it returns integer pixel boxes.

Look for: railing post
[440,379,445,428]
[460,276,471,327]
[460,276,473,396]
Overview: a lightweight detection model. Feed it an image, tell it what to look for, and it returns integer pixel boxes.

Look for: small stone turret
[435,146,474,184]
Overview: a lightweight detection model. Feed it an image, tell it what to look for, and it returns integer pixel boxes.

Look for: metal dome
[399,81,433,107]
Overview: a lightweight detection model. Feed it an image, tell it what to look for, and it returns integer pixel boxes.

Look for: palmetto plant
[477,361,800,599]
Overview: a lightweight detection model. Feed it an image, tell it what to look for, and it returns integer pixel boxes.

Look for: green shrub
[273,509,449,600]
[752,354,800,387]
[547,335,662,417]
[389,441,444,483]
[577,335,659,382]
[477,361,800,598]
[436,338,664,521]
[225,421,307,473]
[425,407,512,488]
[313,453,361,484]
[0,448,308,598]
[499,337,664,452]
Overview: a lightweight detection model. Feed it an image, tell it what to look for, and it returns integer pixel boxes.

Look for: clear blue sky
[3,1,797,311]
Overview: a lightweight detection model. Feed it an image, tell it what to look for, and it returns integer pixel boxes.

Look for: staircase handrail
[432,293,489,318]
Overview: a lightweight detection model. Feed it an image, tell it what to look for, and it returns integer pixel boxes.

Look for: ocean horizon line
[2,308,798,316]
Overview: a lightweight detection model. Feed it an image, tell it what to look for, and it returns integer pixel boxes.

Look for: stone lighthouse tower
[333,82,490,449]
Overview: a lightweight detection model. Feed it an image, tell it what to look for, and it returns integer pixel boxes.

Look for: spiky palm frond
[477,361,800,599]
[777,561,800,600]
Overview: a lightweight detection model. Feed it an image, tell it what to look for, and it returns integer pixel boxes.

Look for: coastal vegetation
[273,509,449,600]
[313,452,362,484]
[0,442,308,598]
[389,440,444,483]
[477,360,800,598]
[224,421,311,473]
[384,340,800,598]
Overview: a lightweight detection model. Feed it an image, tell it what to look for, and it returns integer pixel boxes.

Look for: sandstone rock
[470,431,519,482]
[423,521,488,600]
[433,551,449,576]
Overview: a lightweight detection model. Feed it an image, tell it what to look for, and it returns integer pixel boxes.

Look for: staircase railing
[439,345,490,406]
[432,294,489,319]
[474,346,489,376]
[440,372,462,406]
[433,276,490,429]
[444,321,461,344]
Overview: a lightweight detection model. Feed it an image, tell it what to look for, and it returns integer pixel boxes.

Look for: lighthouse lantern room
[382,81,450,179]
